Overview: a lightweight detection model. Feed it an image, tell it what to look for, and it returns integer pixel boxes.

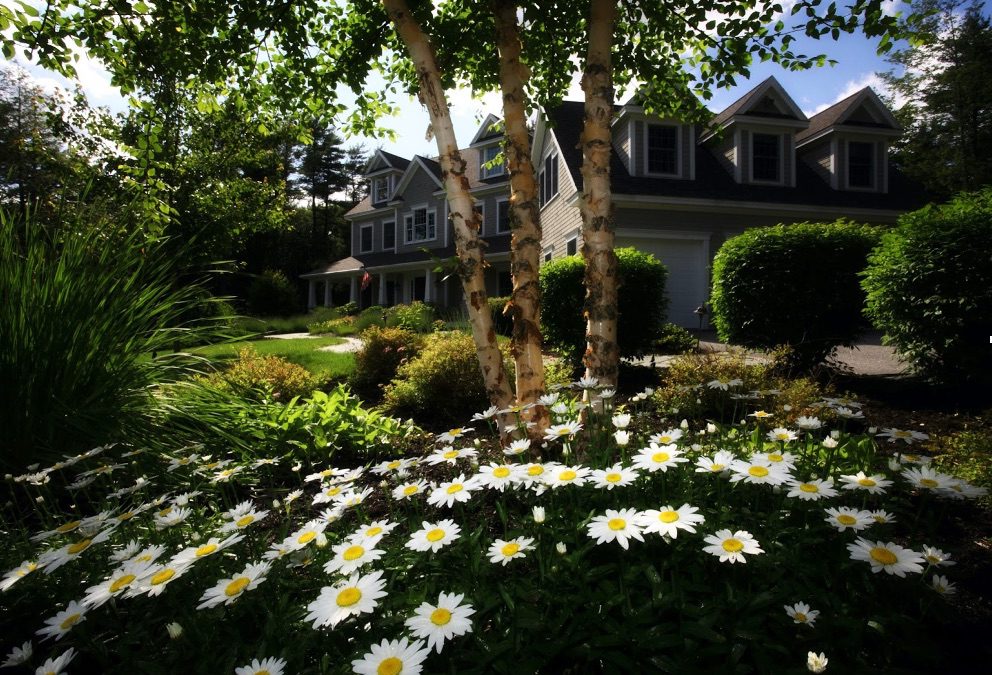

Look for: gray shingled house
[302,77,923,327]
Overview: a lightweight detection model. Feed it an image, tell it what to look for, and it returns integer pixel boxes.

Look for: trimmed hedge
[540,247,668,364]
[862,189,992,383]
[349,326,423,402]
[710,220,882,369]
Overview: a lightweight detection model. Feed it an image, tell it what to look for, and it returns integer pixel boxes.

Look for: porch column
[349,276,358,303]
[323,278,333,307]
[378,273,387,305]
[425,268,435,303]
[307,279,316,309]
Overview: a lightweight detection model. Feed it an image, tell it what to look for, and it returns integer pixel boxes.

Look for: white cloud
[803,72,904,116]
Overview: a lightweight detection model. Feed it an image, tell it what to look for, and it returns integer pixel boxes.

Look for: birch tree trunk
[383,0,514,412]
[492,0,548,432]
[579,0,619,389]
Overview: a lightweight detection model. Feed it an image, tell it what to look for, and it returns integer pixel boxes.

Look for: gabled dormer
[796,88,901,193]
[613,96,695,180]
[469,113,506,180]
[365,150,410,207]
[700,77,809,187]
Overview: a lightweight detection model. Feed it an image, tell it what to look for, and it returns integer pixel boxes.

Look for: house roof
[545,100,925,212]
[302,234,513,277]
[795,87,900,145]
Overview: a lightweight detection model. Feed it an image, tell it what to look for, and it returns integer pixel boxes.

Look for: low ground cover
[193,337,355,383]
[1,376,988,673]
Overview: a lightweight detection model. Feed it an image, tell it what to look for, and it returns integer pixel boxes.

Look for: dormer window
[847,141,875,189]
[372,176,392,204]
[481,145,504,179]
[751,133,782,183]
[646,124,679,176]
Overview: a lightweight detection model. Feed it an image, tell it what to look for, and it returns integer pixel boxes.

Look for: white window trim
[381,220,396,251]
[475,200,486,234]
[565,232,579,257]
[749,131,785,186]
[480,145,505,179]
[540,152,560,209]
[403,205,438,245]
[495,197,511,233]
[542,245,554,262]
[372,175,392,203]
[643,122,682,178]
[359,223,374,253]
[844,139,877,191]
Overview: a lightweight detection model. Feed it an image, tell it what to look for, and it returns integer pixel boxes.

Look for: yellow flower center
[873,515,887,523]
[320,469,333,477]
[658,436,673,444]
[446,483,464,494]
[837,515,857,525]
[926,555,940,564]
[117,511,135,521]
[443,450,459,459]
[67,539,92,555]
[158,507,173,517]
[895,431,911,438]
[559,470,577,482]
[236,515,255,528]
[365,527,383,537]
[768,454,783,462]
[449,428,462,435]
[557,428,571,436]
[607,518,626,531]
[56,520,81,533]
[343,545,365,561]
[150,568,175,586]
[920,478,938,488]
[298,531,317,545]
[336,587,361,607]
[869,547,898,565]
[60,613,82,630]
[430,608,452,625]
[903,454,918,461]
[426,529,446,542]
[326,487,342,496]
[387,461,402,470]
[722,538,744,553]
[195,543,218,557]
[858,478,877,487]
[109,574,136,594]
[493,467,511,478]
[377,657,403,675]
[257,671,270,675]
[403,485,419,496]
[605,473,622,483]
[710,463,725,472]
[501,543,520,557]
[748,466,769,478]
[527,465,544,476]
[659,510,680,523]
[225,577,250,597]
[799,483,819,493]
[205,462,220,470]
[651,452,670,463]
[795,612,808,623]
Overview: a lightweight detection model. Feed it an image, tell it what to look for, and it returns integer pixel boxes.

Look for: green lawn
[192,336,356,380]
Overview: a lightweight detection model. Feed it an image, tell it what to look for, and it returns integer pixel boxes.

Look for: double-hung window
[539,153,559,207]
[496,199,511,233]
[372,176,391,204]
[360,224,373,253]
[382,221,396,249]
[481,145,504,179]
[646,124,679,175]
[847,141,875,189]
[751,133,781,183]
[404,207,436,244]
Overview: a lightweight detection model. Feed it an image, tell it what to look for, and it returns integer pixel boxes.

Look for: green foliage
[192,336,355,383]
[338,301,360,316]
[862,189,992,383]
[653,322,698,355]
[710,220,882,370]
[383,331,512,427]
[488,295,513,337]
[932,428,992,505]
[0,207,216,470]
[231,306,340,336]
[245,269,300,317]
[308,316,357,336]
[207,347,318,401]
[540,248,669,364]
[386,301,437,333]
[349,326,423,402]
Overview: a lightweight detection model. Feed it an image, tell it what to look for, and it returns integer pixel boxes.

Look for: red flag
[361,270,371,291]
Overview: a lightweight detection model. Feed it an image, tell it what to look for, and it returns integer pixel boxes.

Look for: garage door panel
[616,237,708,328]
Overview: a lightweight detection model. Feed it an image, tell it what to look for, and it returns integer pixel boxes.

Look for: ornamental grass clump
[0,378,986,673]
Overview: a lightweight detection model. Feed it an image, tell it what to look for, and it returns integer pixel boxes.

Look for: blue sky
[5,0,989,160]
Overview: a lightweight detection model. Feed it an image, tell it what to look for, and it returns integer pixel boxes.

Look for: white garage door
[616,236,709,328]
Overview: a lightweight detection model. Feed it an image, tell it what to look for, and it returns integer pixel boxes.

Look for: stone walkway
[264,332,364,353]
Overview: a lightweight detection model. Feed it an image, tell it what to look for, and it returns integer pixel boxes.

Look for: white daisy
[154,506,192,530]
[2,560,42,591]
[649,429,682,445]
[82,559,154,608]
[407,520,461,553]
[784,601,820,625]
[902,466,955,491]
[932,574,956,595]
[197,562,271,609]
[349,521,399,547]
[129,559,194,597]
[824,507,874,532]
[312,483,351,505]
[632,444,688,473]
[428,475,481,508]
[846,538,925,576]
[173,533,245,566]
[36,601,87,641]
[702,529,764,564]
[795,416,822,430]
[544,465,591,489]
[590,464,640,490]
[475,463,521,492]
[305,570,387,629]
[305,467,346,483]
[695,450,736,474]
[1,640,31,667]
[33,647,75,675]
[372,458,413,475]
[471,405,500,421]
[747,410,773,420]
[424,446,478,466]
[544,420,583,442]
[503,439,531,456]
[753,450,797,470]
[437,427,472,444]
[282,520,328,552]
[220,503,270,532]
[235,657,287,675]
[38,528,113,574]
[612,413,632,429]
[729,459,791,486]
[922,545,955,567]
[766,427,798,443]
[838,471,893,495]
[323,541,385,576]
[487,537,534,565]
[637,504,705,539]
[785,478,838,501]
[351,637,429,675]
[586,509,645,550]
[392,480,429,501]
[867,509,896,525]
[877,428,929,444]
[404,591,475,653]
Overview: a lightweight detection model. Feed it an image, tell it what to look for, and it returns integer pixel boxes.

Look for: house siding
[396,168,445,253]
[800,139,833,185]
[537,128,583,258]
[614,120,631,172]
